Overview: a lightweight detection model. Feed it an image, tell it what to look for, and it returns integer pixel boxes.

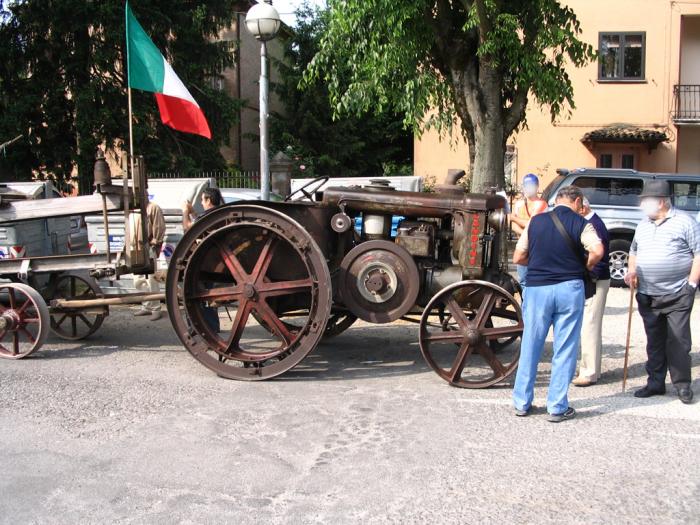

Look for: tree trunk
[471,121,504,191]
[452,63,506,192]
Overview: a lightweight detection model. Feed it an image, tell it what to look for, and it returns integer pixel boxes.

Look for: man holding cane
[625,180,700,404]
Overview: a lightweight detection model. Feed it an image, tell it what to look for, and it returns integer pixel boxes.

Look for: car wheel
[609,239,631,288]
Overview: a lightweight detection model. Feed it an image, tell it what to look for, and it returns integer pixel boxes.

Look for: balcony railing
[672,84,700,122]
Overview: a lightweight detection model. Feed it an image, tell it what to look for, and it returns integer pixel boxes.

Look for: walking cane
[622,282,635,392]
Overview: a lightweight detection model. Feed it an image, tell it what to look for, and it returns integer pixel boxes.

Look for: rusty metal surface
[395,220,435,257]
[322,186,506,217]
[162,182,520,386]
[166,204,332,380]
[339,240,420,324]
[418,280,523,388]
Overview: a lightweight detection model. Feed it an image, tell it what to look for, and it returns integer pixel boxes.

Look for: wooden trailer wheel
[49,273,105,341]
[0,283,50,359]
[166,205,332,380]
[419,280,523,388]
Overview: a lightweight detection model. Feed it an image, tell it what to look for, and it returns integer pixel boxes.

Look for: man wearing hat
[624,180,700,404]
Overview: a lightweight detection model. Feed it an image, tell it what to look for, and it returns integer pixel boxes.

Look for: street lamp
[245,1,281,201]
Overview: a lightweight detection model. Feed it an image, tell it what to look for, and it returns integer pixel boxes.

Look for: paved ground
[1,287,698,524]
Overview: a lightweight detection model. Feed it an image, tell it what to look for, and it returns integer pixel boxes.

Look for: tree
[270,3,412,179]
[306,0,596,190]
[0,0,240,189]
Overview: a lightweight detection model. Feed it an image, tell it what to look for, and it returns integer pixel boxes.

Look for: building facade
[218,0,287,172]
[414,0,700,186]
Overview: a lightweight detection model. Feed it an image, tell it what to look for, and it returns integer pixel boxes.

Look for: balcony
[672,85,700,123]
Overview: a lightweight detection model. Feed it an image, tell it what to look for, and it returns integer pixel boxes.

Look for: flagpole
[125,1,135,183]
[127,87,136,181]
[125,1,135,267]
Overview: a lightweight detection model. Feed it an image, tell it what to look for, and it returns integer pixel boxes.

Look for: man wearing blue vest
[512,185,604,422]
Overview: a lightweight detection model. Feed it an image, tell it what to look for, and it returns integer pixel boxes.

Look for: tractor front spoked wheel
[419,280,523,388]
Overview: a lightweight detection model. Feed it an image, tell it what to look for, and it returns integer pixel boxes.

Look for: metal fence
[672,84,700,121]
[148,170,261,189]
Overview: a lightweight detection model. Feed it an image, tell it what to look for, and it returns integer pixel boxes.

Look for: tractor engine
[321,172,509,323]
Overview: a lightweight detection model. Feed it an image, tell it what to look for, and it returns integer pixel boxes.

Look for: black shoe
[634,386,666,398]
[547,407,576,423]
[678,387,694,404]
[514,405,535,417]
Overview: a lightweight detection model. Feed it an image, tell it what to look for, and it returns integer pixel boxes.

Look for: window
[573,176,644,206]
[541,175,565,201]
[621,154,634,169]
[670,180,700,212]
[599,154,613,168]
[599,32,645,81]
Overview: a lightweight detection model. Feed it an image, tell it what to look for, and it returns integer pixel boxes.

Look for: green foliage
[0,0,241,188]
[306,0,595,189]
[270,3,412,179]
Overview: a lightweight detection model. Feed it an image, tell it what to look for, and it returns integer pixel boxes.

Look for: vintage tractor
[165,171,523,388]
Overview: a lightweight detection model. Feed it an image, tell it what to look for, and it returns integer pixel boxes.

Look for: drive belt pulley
[338,240,419,323]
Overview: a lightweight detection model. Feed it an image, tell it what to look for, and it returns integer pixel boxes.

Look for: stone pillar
[270,151,293,197]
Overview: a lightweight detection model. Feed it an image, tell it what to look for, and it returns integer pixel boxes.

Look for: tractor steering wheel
[284,176,329,202]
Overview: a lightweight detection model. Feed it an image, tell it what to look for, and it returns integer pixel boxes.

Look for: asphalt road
[1,287,698,524]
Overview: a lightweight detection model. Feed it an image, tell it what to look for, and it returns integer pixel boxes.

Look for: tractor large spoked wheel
[49,273,105,341]
[0,283,50,359]
[419,280,523,388]
[166,205,332,380]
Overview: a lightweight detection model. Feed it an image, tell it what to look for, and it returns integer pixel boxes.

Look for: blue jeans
[516,264,528,287]
[513,280,585,415]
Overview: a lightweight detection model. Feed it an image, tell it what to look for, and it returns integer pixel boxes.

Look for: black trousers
[636,284,696,390]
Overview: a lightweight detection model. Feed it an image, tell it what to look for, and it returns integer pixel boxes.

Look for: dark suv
[542,168,700,287]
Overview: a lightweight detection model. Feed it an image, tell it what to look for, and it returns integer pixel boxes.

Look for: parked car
[542,168,700,287]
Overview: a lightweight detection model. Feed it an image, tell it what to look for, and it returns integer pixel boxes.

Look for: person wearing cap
[572,197,611,387]
[624,180,700,404]
[510,173,548,286]
[512,185,604,422]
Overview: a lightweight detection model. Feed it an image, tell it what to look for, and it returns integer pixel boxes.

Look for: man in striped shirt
[625,180,700,404]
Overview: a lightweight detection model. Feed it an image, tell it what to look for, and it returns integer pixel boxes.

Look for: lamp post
[245,1,281,201]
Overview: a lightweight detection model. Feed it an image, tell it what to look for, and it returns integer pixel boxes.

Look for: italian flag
[125,2,211,139]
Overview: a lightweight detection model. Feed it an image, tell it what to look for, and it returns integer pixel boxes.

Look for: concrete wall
[414,0,700,186]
